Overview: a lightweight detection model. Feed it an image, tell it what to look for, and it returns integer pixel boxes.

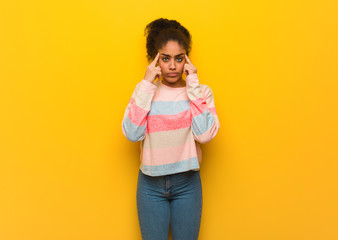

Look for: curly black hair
[144,18,192,62]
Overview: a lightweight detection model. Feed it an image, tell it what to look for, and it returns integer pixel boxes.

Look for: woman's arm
[186,73,220,143]
[122,53,160,142]
[121,80,157,142]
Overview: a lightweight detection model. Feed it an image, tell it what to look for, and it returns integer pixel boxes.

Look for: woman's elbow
[122,127,145,142]
[126,134,144,142]
[193,124,219,144]
[122,119,146,142]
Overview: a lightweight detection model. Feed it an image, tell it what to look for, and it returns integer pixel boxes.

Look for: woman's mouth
[167,73,179,77]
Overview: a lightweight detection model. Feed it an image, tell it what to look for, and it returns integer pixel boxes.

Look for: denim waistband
[139,169,199,186]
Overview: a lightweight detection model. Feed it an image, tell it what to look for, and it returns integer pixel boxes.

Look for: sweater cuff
[186,73,199,86]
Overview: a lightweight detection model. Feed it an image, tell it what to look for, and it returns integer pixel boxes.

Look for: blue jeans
[136,169,203,240]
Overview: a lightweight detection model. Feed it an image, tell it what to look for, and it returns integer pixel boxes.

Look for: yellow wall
[1,0,337,239]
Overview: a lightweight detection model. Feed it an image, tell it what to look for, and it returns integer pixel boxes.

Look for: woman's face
[158,40,186,86]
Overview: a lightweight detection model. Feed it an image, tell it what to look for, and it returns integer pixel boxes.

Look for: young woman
[122,18,220,240]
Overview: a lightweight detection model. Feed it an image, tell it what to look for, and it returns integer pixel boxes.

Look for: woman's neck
[161,77,186,88]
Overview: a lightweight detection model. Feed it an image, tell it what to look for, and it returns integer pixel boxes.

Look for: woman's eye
[162,57,168,61]
[176,58,183,62]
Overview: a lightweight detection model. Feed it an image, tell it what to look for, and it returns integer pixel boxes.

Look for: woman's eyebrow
[160,53,185,57]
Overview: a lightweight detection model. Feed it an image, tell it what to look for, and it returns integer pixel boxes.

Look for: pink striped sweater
[122,73,220,176]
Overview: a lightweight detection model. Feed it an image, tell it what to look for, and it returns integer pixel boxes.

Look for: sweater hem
[140,157,200,177]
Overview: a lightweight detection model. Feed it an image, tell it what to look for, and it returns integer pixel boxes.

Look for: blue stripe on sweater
[191,109,215,136]
[140,157,200,176]
[122,116,147,142]
[149,100,190,116]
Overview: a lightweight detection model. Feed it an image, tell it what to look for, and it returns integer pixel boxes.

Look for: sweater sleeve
[186,73,220,144]
[121,79,157,142]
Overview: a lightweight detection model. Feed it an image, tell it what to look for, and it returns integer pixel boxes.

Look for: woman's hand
[144,52,162,83]
[183,54,197,76]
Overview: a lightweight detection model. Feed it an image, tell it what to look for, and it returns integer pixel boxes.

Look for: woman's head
[144,18,192,86]
[144,18,192,62]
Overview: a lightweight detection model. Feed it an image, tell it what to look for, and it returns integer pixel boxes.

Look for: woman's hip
[137,169,202,198]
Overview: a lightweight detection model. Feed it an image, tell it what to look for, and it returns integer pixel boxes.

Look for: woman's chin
[161,76,186,87]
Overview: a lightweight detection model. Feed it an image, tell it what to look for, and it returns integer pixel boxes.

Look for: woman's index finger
[152,52,160,66]
[185,54,192,65]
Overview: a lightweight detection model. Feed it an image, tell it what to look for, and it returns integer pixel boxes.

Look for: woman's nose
[169,59,176,70]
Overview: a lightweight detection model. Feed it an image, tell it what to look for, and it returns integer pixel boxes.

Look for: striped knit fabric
[122,73,220,176]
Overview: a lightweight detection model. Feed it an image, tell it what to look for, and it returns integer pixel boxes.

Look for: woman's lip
[167,73,179,76]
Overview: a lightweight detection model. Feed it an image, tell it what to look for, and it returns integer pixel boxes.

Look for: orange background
[0,0,337,239]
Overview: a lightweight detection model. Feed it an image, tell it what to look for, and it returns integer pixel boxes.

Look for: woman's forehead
[159,52,185,57]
